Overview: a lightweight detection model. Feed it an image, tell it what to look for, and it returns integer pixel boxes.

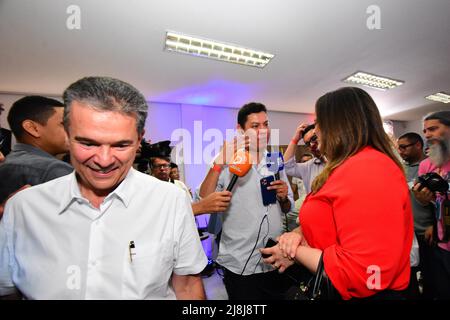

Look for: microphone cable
[240,209,269,276]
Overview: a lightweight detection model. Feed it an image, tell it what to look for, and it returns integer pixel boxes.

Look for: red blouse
[299,146,413,300]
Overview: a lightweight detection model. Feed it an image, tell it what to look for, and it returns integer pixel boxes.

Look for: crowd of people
[0,76,449,300]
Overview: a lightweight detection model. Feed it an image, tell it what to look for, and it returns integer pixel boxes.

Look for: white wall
[0,93,33,129]
[392,119,424,139]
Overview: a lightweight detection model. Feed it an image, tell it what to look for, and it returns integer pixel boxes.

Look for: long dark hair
[311,87,403,192]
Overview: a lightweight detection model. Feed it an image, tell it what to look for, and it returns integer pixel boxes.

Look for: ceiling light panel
[342,71,404,91]
[425,92,450,104]
[164,31,274,68]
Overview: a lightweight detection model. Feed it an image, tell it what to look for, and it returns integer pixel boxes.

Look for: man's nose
[94,146,115,167]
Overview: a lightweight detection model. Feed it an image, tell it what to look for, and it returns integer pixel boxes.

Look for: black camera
[417,172,449,194]
[134,140,172,173]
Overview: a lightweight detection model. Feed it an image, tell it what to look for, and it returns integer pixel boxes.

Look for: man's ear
[236,124,245,135]
[22,120,41,138]
[138,129,146,144]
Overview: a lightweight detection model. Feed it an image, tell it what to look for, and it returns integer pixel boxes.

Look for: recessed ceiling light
[425,92,450,104]
[164,31,275,68]
[342,71,404,91]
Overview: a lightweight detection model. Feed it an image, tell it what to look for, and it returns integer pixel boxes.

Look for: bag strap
[310,252,324,300]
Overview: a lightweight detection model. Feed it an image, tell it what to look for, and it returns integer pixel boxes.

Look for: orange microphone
[226,149,252,192]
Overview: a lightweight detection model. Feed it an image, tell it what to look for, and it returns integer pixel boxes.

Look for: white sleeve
[284,156,308,179]
[281,168,295,211]
[0,207,17,296]
[172,192,208,275]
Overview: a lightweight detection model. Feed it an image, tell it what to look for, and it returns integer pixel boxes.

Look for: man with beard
[413,110,450,299]
[200,102,294,300]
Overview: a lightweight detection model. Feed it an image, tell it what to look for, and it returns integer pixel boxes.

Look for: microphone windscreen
[228,149,252,177]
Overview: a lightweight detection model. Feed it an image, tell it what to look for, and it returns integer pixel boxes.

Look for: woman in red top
[261,87,413,300]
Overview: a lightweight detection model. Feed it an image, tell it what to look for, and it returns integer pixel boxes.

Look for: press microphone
[226,149,252,192]
[266,151,284,180]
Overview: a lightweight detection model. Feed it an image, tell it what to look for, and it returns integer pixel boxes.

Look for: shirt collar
[57,168,136,214]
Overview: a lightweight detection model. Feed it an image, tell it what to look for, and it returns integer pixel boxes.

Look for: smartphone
[262,237,278,258]
[260,176,277,206]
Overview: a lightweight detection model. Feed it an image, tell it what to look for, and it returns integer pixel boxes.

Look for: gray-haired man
[0,77,207,299]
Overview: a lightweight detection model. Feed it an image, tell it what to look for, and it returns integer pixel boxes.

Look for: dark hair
[312,87,403,192]
[170,162,178,169]
[237,102,267,129]
[398,132,424,148]
[424,110,450,127]
[149,156,171,169]
[7,96,64,140]
[63,76,148,135]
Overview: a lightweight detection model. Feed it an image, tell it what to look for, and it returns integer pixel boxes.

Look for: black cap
[140,140,172,158]
[302,124,315,139]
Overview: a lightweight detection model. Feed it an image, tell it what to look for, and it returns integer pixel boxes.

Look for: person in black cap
[283,122,325,194]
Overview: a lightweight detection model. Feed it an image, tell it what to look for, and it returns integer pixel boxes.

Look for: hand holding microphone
[226,149,252,192]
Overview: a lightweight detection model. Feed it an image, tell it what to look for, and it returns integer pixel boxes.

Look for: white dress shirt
[0,168,207,299]
[284,156,325,194]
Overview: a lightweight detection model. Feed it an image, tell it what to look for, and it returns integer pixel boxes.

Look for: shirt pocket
[121,241,174,299]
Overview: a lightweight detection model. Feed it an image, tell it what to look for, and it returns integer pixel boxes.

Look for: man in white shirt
[284,123,325,194]
[0,76,207,300]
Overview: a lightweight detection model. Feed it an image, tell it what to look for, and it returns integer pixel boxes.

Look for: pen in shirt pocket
[129,241,136,262]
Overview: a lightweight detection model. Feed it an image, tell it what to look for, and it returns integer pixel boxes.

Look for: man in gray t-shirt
[397,132,434,299]
[397,132,434,237]
[0,96,72,210]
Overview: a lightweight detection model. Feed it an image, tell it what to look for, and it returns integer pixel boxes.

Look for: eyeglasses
[305,134,318,147]
[153,164,170,170]
[398,143,415,151]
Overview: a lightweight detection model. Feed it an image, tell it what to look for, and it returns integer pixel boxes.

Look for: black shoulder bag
[285,253,340,300]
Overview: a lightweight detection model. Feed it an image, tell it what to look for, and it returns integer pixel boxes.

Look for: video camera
[417,172,449,194]
[134,140,172,173]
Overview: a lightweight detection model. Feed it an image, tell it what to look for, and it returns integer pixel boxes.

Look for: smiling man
[0,77,207,299]
[199,102,294,300]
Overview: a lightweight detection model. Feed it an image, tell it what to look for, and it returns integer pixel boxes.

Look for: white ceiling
[0,0,449,121]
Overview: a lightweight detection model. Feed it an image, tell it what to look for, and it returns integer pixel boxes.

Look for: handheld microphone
[266,152,284,180]
[226,149,252,192]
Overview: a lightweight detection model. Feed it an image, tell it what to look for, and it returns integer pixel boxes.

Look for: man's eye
[82,142,95,147]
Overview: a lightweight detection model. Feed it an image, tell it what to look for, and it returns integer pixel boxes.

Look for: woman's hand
[260,244,295,273]
[277,229,306,259]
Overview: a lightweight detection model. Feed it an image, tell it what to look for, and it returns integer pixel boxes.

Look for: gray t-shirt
[404,161,434,235]
[0,143,73,203]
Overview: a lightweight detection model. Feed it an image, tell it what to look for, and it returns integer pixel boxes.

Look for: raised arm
[283,123,308,162]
